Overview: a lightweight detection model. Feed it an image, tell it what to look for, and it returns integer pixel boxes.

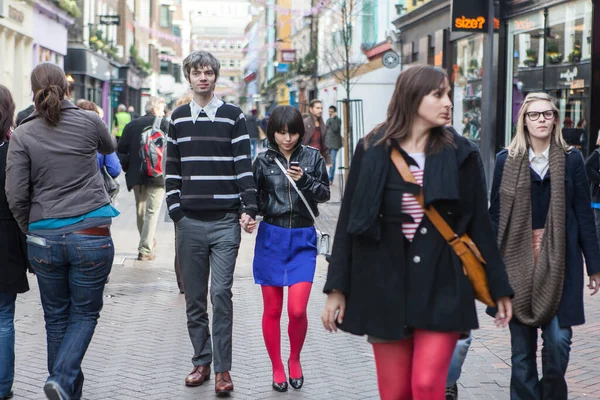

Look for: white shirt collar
[189,95,224,123]
[528,145,550,179]
[528,145,550,162]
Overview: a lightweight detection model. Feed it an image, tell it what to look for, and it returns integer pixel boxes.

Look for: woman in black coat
[321,65,513,400]
[0,85,29,400]
[489,92,600,400]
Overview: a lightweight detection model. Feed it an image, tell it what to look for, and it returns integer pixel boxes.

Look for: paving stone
[9,177,600,399]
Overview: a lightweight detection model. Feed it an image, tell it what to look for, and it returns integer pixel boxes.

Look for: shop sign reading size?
[451,0,499,33]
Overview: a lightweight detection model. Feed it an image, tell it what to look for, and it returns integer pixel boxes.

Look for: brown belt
[74,226,111,236]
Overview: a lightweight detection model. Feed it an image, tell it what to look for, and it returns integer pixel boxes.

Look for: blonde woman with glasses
[489,92,600,399]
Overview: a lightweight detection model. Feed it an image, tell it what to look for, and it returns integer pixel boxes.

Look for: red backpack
[139,116,166,178]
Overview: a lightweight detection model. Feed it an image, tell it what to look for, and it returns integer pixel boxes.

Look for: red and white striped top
[402,153,425,241]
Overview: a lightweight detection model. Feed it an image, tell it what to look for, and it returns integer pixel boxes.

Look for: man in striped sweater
[165,51,257,396]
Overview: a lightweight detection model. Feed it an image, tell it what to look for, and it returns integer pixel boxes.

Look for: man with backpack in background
[118,97,168,261]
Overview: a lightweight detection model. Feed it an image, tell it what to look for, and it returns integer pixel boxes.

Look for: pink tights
[261,282,312,383]
[372,330,460,400]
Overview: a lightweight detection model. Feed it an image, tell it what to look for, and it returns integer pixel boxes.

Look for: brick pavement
[10,177,600,400]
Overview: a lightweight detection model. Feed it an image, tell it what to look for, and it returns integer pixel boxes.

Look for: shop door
[548,88,589,154]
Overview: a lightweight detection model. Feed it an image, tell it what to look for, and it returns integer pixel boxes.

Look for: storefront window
[504,0,592,151]
[451,34,484,146]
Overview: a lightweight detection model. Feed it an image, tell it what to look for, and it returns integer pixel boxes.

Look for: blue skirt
[253,222,317,286]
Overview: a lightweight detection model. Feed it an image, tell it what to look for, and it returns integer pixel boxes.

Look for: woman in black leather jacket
[245,105,329,393]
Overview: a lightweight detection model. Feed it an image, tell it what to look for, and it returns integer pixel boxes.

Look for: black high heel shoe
[288,360,304,390]
[272,381,288,392]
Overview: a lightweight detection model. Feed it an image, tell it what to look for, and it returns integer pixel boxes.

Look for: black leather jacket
[253,145,330,228]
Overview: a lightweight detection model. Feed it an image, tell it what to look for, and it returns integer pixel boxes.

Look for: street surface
[10,175,600,400]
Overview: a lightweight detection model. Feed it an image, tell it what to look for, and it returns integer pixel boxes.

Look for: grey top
[325,116,342,150]
[6,100,116,233]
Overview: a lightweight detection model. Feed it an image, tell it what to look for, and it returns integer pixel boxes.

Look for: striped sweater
[165,101,257,222]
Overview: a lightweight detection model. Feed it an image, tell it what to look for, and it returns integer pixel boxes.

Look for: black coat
[490,149,600,327]
[253,145,330,225]
[117,113,167,190]
[323,130,513,340]
[585,148,600,203]
[0,142,29,294]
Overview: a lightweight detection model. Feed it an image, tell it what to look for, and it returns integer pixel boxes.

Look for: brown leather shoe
[185,365,211,387]
[215,371,234,396]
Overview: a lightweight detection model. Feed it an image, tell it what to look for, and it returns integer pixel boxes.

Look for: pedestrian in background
[302,100,330,165]
[127,105,140,120]
[77,100,122,182]
[321,65,513,400]
[246,109,260,160]
[585,135,600,242]
[247,105,330,392]
[6,62,118,400]
[112,104,131,143]
[15,103,35,127]
[0,84,29,400]
[324,105,342,184]
[489,92,600,400]
[118,97,167,261]
[166,51,257,396]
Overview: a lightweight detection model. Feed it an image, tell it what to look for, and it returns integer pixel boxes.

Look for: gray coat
[6,100,116,233]
[325,116,342,150]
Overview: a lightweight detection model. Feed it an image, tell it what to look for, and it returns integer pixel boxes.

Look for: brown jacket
[303,116,330,163]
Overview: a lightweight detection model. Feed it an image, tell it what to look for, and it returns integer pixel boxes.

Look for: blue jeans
[509,316,572,400]
[447,332,472,387]
[250,138,258,160]
[0,293,17,398]
[27,232,114,400]
[328,148,338,183]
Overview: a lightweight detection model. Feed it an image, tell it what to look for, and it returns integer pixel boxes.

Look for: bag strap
[273,157,325,233]
[389,148,459,243]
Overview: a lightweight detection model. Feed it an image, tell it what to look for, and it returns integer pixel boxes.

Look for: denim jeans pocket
[75,237,114,277]
[26,237,53,271]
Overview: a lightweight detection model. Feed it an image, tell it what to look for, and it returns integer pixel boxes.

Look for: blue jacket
[97,152,122,178]
[489,148,600,327]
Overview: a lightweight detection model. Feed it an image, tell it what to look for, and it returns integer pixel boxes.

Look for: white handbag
[273,158,331,256]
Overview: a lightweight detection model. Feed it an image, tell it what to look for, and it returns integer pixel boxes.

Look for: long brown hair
[0,85,15,141]
[31,63,69,127]
[368,65,453,154]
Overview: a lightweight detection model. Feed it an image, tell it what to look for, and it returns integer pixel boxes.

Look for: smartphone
[289,161,300,168]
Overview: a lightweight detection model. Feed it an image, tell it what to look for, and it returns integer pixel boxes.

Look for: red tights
[261,282,312,382]
[372,330,459,400]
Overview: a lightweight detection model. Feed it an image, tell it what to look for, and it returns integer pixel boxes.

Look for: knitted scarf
[496,142,566,327]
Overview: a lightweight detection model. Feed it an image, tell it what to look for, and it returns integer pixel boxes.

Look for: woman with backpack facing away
[244,105,330,392]
[321,65,513,400]
[6,62,118,400]
[489,92,600,399]
[0,85,30,400]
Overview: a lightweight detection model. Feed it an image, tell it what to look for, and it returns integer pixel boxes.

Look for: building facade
[0,0,35,111]
[189,0,250,105]
[32,0,74,69]
[500,0,594,154]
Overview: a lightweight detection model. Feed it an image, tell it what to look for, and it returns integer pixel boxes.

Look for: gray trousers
[175,214,241,372]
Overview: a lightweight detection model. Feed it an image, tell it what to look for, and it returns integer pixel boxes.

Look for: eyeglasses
[526,110,555,121]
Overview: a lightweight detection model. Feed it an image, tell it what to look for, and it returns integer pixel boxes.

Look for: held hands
[588,273,600,295]
[494,296,513,328]
[239,213,256,234]
[321,291,346,333]
[287,166,304,182]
